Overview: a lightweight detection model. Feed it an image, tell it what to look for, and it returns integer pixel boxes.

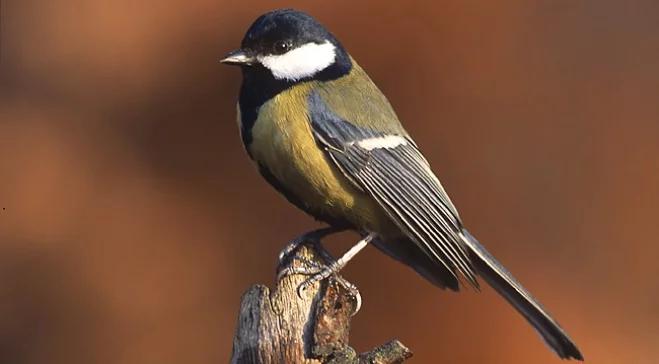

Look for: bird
[221,8,583,361]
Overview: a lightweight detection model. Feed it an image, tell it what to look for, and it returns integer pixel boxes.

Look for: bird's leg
[278,226,345,263]
[297,233,375,297]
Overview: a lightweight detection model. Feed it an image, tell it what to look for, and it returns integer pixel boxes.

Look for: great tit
[221,8,583,360]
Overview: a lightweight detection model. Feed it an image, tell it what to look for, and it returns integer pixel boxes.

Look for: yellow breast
[246,83,389,232]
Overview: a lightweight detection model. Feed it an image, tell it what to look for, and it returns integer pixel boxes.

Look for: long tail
[460,229,583,360]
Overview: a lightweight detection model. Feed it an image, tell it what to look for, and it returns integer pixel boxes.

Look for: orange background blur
[1,1,658,363]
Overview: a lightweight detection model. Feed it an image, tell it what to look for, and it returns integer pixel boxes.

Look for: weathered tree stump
[230,244,412,364]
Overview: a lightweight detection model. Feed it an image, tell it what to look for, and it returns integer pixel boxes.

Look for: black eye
[273,40,291,55]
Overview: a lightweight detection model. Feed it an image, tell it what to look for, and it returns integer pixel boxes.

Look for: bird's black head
[221,9,352,83]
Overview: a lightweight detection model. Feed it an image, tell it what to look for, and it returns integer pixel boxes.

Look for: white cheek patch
[258,41,337,81]
[356,135,408,150]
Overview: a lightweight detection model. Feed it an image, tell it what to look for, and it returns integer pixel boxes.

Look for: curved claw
[293,271,363,314]
[296,267,332,297]
[297,279,314,298]
[334,277,362,315]
[351,289,362,315]
[350,291,362,316]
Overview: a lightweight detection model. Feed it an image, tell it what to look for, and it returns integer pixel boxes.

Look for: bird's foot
[297,264,336,294]
[297,267,362,315]
[296,233,374,288]
[330,276,362,315]
[297,233,375,312]
[278,227,344,264]
[277,255,362,314]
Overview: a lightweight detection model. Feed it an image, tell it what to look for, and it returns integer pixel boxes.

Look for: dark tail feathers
[461,229,583,360]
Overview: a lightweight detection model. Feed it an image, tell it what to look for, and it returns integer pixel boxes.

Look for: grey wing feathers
[308,92,478,287]
[307,92,583,359]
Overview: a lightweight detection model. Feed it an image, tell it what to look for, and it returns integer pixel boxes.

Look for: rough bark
[230,245,412,364]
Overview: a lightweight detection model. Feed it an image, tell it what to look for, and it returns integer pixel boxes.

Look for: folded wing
[308,91,478,287]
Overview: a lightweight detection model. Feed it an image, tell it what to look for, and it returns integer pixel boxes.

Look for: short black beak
[220,49,256,66]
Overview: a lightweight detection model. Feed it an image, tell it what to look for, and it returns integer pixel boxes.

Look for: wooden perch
[230,244,413,364]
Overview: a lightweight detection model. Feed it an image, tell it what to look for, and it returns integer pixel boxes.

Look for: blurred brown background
[1,1,658,363]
